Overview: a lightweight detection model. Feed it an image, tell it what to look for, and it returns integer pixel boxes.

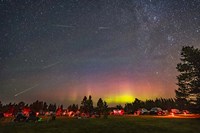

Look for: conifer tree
[176,46,200,110]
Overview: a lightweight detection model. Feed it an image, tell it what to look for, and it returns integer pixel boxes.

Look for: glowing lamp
[171,112,174,117]
[36,112,39,116]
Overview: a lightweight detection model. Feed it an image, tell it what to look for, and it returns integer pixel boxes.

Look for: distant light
[113,109,124,115]
[4,113,12,117]
[36,112,39,116]
[38,118,42,122]
[171,112,174,117]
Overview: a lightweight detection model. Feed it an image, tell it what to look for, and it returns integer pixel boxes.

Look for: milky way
[0,0,200,106]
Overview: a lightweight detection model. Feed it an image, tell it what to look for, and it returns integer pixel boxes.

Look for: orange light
[171,112,174,117]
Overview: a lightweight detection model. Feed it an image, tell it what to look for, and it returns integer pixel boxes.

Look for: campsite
[1,114,200,133]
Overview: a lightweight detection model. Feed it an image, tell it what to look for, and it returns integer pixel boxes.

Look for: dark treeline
[0,100,57,115]
[124,98,176,114]
[1,96,199,115]
[0,95,108,116]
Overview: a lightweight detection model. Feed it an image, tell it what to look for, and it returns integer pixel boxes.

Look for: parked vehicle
[135,108,149,115]
[26,111,39,122]
[14,111,40,122]
[150,107,164,115]
[3,112,13,117]
[170,109,181,114]
[14,112,27,122]
[182,110,190,114]
[113,109,124,115]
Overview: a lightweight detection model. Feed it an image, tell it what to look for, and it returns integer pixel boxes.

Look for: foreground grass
[0,116,200,133]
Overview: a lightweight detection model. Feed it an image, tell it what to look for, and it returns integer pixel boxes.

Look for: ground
[0,115,200,133]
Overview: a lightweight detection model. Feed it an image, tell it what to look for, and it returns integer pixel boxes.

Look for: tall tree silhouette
[80,96,87,113]
[97,98,104,116]
[87,95,93,115]
[68,104,78,112]
[176,46,200,111]
[103,101,108,118]
[80,95,93,115]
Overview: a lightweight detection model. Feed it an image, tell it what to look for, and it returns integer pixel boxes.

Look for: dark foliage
[175,46,200,112]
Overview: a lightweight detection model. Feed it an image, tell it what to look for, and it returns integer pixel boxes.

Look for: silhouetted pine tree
[176,46,200,111]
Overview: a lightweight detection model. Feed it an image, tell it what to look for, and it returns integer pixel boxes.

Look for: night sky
[0,0,200,106]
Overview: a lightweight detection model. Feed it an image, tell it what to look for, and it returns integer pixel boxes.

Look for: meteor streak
[98,26,110,30]
[14,84,39,97]
[42,61,61,69]
[52,24,75,28]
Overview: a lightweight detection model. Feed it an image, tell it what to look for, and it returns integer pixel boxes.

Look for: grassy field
[0,115,200,133]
